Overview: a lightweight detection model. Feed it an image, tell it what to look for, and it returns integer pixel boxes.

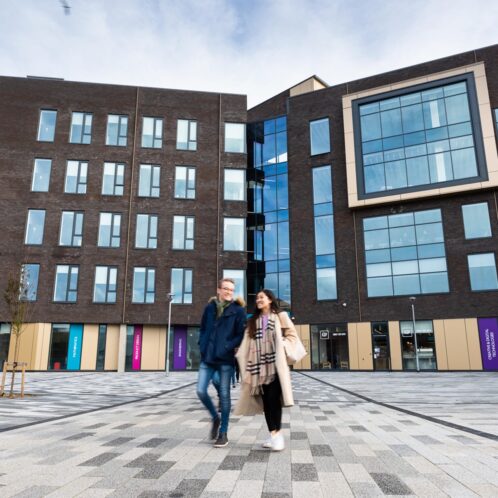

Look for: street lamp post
[165,292,174,376]
[409,296,420,372]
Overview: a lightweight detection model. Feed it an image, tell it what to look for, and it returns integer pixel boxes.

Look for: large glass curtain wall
[247,116,291,308]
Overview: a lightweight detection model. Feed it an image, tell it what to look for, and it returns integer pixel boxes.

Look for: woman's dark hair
[247,289,280,339]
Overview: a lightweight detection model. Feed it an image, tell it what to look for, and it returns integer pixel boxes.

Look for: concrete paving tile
[291,449,313,463]
[291,463,318,481]
[348,481,384,497]
[44,476,103,498]
[370,472,413,495]
[318,471,354,497]
[11,486,59,498]
[230,479,264,498]
[239,462,267,480]
[292,481,323,497]
[203,470,240,493]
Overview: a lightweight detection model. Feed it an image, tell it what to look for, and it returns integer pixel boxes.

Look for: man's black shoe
[210,417,221,440]
[214,432,228,447]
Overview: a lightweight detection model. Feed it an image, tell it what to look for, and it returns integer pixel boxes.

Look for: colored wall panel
[67,324,83,370]
[478,317,498,370]
[444,319,470,370]
[132,325,143,370]
[464,318,483,370]
[388,321,402,370]
[80,324,98,370]
[105,325,120,371]
[357,322,373,370]
[347,323,359,370]
[173,326,187,370]
[433,320,448,371]
[141,326,164,370]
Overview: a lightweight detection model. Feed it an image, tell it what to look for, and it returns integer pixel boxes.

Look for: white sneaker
[262,436,273,448]
[270,432,285,451]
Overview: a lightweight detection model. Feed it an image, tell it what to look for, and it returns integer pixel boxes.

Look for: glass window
[174,166,196,199]
[96,325,107,370]
[172,215,194,250]
[93,266,117,303]
[135,214,158,249]
[0,323,10,367]
[32,158,52,192]
[37,109,57,142]
[310,118,331,155]
[69,112,92,144]
[462,203,492,239]
[223,269,245,300]
[98,213,121,247]
[20,263,40,301]
[59,211,84,247]
[312,166,336,300]
[224,169,245,201]
[106,114,128,146]
[225,123,246,153]
[49,324,69,370]
[102,162,125,195]
[356,75,483,196]
[25,209,45,245]
[223,217,245,251]
[138,164,160,198]
[177,119,197,150]
[142,117,163,148]
[400,320,437,370]
[171,268,193,304]
[132,267,155,303]
[468,253,498,291]
[54,265,79,302]
[65,160,88,194]
[363,208,449,297]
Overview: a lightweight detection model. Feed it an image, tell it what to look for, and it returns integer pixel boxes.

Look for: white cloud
[0,0,496,107]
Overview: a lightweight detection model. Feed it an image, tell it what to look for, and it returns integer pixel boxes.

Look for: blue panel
[67,324,83,370]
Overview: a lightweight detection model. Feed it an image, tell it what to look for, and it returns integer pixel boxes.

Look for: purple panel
[132,325,143,371]
[173,326,188,370]
[478,318,498,371]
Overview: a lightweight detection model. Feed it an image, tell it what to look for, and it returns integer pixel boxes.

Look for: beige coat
[234,311,299,416]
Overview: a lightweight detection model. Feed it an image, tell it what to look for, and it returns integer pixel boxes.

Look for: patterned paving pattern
[0,371,498,497]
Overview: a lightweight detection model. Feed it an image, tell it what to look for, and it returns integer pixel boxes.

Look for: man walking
[197,278,246,447]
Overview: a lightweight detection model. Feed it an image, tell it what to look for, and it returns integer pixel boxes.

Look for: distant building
[1,44,497,372]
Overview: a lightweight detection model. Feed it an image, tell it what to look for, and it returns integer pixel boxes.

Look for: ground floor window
[372,322,390,370]
[168,326,200,370]
[0,323,11,366]
[310,323,349,370]
[400,320,437,370]
[49,324,70,370]
[96,325,107,371]
[126,325,142,371]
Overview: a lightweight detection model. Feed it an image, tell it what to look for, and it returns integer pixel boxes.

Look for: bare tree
[2,264,34,397]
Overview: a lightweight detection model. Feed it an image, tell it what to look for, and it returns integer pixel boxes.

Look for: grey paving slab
[1,371,498,497]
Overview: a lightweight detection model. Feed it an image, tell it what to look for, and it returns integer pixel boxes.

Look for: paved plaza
[0,371,498,497]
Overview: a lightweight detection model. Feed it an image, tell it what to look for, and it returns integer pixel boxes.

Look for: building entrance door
[311,324,349,370]
[372,322,390,370]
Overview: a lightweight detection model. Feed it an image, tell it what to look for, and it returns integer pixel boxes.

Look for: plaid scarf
[246,313,276,395]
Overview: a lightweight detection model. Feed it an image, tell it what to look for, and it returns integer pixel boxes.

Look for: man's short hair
[218,277,235,289]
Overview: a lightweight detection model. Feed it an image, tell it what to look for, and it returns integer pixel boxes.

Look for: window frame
[462,202,492,240]
[310,117,331,156]
[171,268,193,304]
[69,111,93,144]
[141,117,163,148]
[223,217,246,252]
[59,211,84,247]
[102,162,125,196]
[224,168,246,201]
[132,267,156,304]
[138,164,161,198]
[135,214,158,249]
[65,160,88,194]
[106,114,128,146]
[37,109,57,142]
[176,119,197,151]
[98,212,122,248]
[172,215,195,250]
[93,265,118,303]
[53,264,79,303]
[467,252,498,292]
[20,263,40,301]
[224,122,247,154]
[25,209,46,245]
[174,166,196,199]
[31,158,52,192]
[352,73,488,200]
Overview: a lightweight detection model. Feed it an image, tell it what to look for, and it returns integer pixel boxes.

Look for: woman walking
[234,289,300,451]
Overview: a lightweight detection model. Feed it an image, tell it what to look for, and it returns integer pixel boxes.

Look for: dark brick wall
[0,77,246,325]
[249,45,498,325]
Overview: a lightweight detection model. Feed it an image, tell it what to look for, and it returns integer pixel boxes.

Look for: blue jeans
[196,362,233,434]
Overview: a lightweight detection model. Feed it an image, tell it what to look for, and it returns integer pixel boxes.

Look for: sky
[0,0,497,108]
